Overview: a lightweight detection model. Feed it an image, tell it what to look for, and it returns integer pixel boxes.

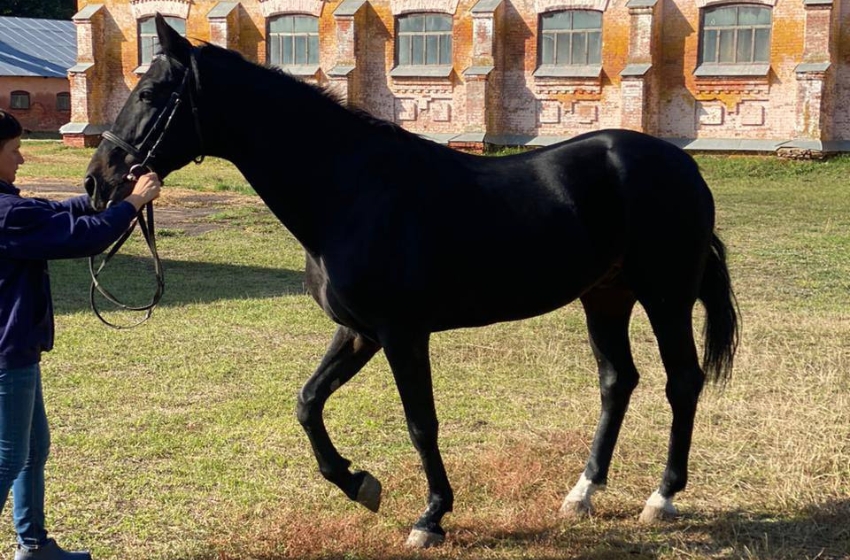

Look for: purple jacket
[0,181,137,368]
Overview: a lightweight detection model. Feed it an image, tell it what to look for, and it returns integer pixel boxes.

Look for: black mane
[199,42,416,142]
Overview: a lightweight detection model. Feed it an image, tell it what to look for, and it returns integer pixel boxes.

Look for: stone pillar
[793,0,834,143]
[330,0,367,104]
[620,65,650,131]
[619,0,659,133]
[61,3,105,147]
[454,0,502,152]
[207,2,240,49]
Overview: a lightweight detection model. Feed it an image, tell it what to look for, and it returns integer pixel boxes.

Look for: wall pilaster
[207,2,240,49]
[329,0,367,105]
[453,0,501,149]
[61,3,106,147]
[793,0,835,144]
[619,0,659,133]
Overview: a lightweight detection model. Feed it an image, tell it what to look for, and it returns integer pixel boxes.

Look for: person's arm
[0,200,138,260]
[0,173,161,260]
[36,194,97,216]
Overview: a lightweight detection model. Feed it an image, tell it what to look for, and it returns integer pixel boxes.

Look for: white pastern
[560,473,604,516]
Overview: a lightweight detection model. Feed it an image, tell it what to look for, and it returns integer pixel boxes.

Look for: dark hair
[0,110,23,147]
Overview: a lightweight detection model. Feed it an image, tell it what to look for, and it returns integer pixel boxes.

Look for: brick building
[0,17,76,134]
[62,0,850,155]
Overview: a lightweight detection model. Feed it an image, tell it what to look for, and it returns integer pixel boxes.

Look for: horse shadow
[465,499,850,559]
[49,254,305,315]
[687,499,850,559]
[192,498,850,559]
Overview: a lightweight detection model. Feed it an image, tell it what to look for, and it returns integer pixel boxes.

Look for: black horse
[83,15,739,548]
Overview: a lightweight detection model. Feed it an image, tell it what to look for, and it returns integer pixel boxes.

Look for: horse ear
[155,12,191,63]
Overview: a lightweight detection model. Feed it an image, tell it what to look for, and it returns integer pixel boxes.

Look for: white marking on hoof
[638,490,678,523]
[405,528,445,548]
[560,473,603,518]
[355,472,382,513]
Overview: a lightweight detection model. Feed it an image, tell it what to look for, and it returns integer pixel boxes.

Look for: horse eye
[138,90,154,102]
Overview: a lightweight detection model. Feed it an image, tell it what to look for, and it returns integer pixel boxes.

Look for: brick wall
[66,0,850,152]
[0,77,71,133]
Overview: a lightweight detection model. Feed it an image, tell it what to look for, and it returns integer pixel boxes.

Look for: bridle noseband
[91,49,205,329]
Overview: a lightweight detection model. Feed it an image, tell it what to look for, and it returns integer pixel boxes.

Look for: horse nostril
[83,175,97,197]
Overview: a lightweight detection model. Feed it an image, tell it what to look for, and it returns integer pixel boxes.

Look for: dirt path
[16,179,263,235]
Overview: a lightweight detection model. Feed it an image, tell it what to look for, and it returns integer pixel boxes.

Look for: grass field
[6,142,850,559]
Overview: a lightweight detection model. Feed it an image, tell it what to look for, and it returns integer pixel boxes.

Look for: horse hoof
[638,503,678,523]
[405,528,445,548]
[354,471,382,512]
[559,498,593,518]
[639,490,678,523]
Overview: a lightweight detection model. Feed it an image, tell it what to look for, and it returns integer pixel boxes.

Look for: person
[0,109,161,560]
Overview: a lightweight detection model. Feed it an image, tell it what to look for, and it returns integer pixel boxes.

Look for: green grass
[6,141,850,559]
[20,141,251,194]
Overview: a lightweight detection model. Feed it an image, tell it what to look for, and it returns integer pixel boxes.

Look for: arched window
[268,15,319,66]
[539,10,602,66]
[10,91,30,110]
[56,92,71,112]
[397,14,452,66]
[138,16,186,65]
[701,5,771,64]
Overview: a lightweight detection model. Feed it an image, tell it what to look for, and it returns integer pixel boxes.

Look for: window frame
[138,16,186,66]
[56,92,71,112]
[699,4,771,65]
[538,9,603,68]
[10,91,30,110]
[395,13,453,68]
[267,14,321,69]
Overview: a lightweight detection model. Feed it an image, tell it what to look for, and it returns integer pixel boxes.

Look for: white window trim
[535,0,609,13]
[696,0,775,7]
[391,0,460,15]
[130,0,190,20]
[260,0,324,17]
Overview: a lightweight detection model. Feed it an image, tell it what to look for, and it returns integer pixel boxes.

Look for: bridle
[91,49,205,329]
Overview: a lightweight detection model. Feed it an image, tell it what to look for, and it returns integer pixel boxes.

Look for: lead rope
[89,201,164,329]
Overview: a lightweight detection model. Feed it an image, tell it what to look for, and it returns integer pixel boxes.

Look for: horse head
[84,13,203,211]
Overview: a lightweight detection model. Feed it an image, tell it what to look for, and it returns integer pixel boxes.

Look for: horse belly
[423,256,609,331]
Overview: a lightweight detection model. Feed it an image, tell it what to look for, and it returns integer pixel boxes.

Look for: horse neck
[200,60,369,254]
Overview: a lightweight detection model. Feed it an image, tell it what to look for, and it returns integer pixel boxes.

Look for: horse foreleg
[639,303,704,523]
[562,288,639,517]
[297,325,382,511]
[381,329,453,548]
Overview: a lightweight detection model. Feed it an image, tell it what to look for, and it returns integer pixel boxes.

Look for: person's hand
[125,172,162,211]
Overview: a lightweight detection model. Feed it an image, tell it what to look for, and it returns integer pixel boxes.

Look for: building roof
[0,17,76,78]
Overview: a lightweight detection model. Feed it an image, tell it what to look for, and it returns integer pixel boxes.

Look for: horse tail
[698,233,740,384]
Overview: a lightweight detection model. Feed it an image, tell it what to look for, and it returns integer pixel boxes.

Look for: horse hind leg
[296,325,382,511]
[561,285,639,518]
[637,300,705,523]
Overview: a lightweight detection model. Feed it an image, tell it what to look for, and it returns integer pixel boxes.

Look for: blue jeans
[0,363,51,547]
